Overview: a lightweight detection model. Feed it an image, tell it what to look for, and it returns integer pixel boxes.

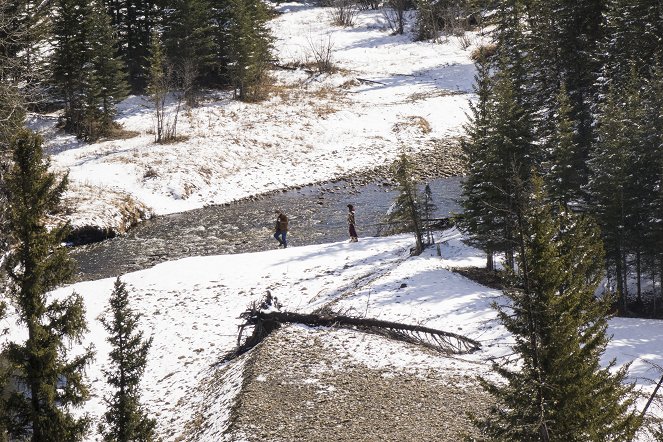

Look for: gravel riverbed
[223,326,491,441]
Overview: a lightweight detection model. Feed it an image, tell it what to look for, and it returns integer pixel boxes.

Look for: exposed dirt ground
[225,326,491,441]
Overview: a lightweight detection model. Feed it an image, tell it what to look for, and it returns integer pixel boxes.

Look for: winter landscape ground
[4,2,663,441]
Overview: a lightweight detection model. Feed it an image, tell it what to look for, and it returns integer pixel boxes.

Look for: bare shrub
[306,33,335,73]
[330,0,358,27]
[455,33,473,50]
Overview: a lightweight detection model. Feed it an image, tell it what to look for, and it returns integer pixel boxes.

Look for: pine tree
[587,85,629,312]
[99,277,156,442]
[414,0,438,42]
[460,53,498,269]
[601,0,663,89]
[422,183,437,245]
[104,0,158,93]
[86,0,129,139]
[51,0,91,136]
[475,176,640,441]
[219,0,273,101]
[52,0,128,140]
[461,50,536,269]
[388,153,424,255]
[1,129,93,441]
[162,0,217,101]
[0,1,52,109]
[544,84,582,209]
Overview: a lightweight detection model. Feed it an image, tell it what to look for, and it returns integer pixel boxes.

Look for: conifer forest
[1,0,663,441]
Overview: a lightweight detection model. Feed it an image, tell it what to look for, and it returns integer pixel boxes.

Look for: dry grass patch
[407,89,465,102]
[392,115,432,135]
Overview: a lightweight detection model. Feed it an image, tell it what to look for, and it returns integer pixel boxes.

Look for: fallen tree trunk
[224,296,481,362]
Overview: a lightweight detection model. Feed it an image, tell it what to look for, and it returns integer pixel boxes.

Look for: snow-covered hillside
[4,230,662,440]
[31,2,477,235]
[8,2,662,441]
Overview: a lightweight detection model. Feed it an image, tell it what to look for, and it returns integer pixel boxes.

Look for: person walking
[273,209,288,248]
[347,204,358,242]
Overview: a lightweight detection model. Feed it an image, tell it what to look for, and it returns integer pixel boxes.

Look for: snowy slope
[3,231,662,441]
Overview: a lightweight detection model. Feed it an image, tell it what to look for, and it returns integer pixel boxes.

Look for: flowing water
[70,177,463,281]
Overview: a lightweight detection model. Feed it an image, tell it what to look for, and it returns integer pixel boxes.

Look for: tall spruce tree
[601,0,663,90]
[544,84,582,209]
[52,0,128,140]
[587,85,629,312]
[162,0,217,100]
[388,153,424,255]
[1,129,93,441]
[475,176,640,441]
[104,0,158,93]
[86,0,129,139]
[99,278,155,442]
[460,53,498,269]
[220,0,273,101]
[461,50,535,269]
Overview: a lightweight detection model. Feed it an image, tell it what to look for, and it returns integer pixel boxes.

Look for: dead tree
[223,294,481,362]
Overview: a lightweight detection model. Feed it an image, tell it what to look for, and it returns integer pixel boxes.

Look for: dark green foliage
[587,66,663,312]
[414,0,438,41]
[601,0,663,89]
[460,49,535,268]
[544,84,582,209]
[218,0,273,101]
[86,0,130,138]
[388,153,424,255]
[162,0,217,101]
[1,129,93,441]
[52,0,128,140]
[422,183,437,245]
[104,0,158,93]
[99,278,155,442]
[0,1,51,108]
[475,177,640,441]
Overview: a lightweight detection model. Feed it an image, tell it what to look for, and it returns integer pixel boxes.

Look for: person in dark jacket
[347,204,358,242]
[274,209,288,248]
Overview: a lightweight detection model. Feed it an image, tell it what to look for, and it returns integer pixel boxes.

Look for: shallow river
[70,177,463,281]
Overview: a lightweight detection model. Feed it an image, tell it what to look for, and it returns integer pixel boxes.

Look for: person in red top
[274,209,288,248]
[347,204,358,242]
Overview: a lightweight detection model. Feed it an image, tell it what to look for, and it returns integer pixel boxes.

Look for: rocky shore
[221,326,490,441]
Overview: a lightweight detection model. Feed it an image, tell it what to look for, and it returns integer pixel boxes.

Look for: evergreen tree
[85,0,129,139]
[646,63,663,310]
[52,0,128,140]
[1,129,93,441]
[544,84,582,209]
[601,0,663,89]
[162,0,217,101]
[99,278,155,442]
[526,0,602,162]
[51,0,91,136]
[475,177,640,441]
[104,0,158,93]
[460,53,498,269]
[461,50,536,269]
[388,153,424,255]
[587,85,629,312]
[422,183,437,245]
[219,0,273,101]
[414,0,438,42]
[0,1,52,108]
